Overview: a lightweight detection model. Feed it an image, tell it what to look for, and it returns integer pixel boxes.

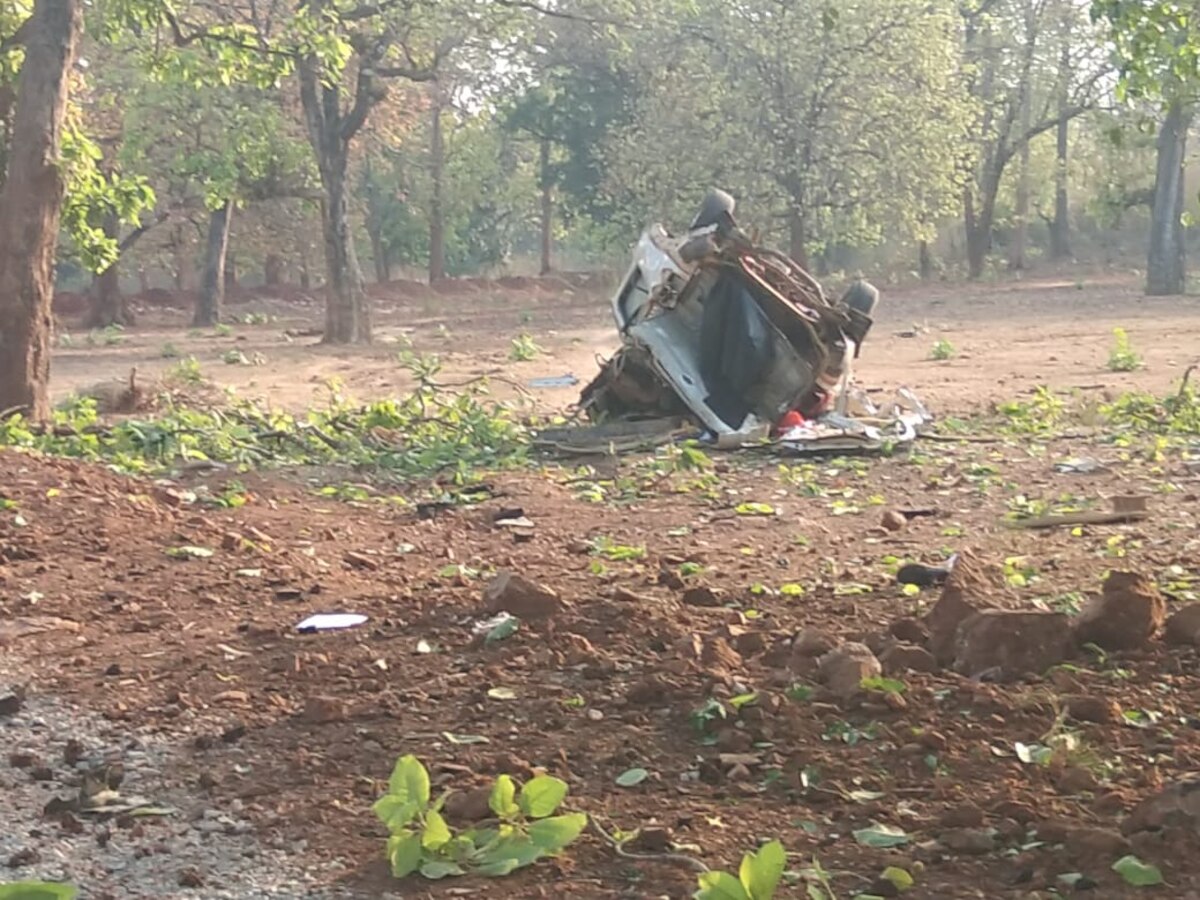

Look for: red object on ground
[776,410,805,433]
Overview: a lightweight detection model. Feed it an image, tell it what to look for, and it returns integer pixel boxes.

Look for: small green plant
[223,349,250,365]
[86,324,125,347]
[694,840,786,900]
[0,883,78,899]
[374,755,586,880]
[214,323,235,337]
[1107,328,1141,372]
[591,537,646,561]
[166,356,204,384]
[509,333,543,362]
[160,342,180,359]
[57,332,74,348]
[241,312,270,325]
[930,338,956,361]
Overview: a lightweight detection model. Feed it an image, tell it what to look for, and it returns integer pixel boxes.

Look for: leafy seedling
[1108,328,1142,373]
[694,839,786,900]
[930,339,956,361]
[374,755,586,881]
[509,334,543,362]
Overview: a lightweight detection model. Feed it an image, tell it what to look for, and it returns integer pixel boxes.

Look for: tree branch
[118,210,171,253]
[0,16,31,55]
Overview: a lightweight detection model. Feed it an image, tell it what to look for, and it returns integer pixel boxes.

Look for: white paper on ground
[296,613,368,631]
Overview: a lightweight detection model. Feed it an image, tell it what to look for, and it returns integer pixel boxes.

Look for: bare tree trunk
[223,248,237,291]
[965,169,1000,280]
[85,213,134,327]
[1147,100,1193,296]
[538,137,553,276]
[428,90,446,284]
[366,203,390,283]
[298,32,371,344]
[318,161,370,341]
[194,200,233,327]
[363,154,391,284]
[137,265,150,293]
[299,257,311,290]
[787,205,809,269]
[264,253,283,286]
[1009,4,1036,272]
[0,0,81,421]
[1049,17,1072,260]
[919,240,934,280]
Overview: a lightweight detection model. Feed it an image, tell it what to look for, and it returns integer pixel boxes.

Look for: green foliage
[0,885,78,900]
[59,127,156,273]
[996,386,1066,435]
[1107,327,1142,372]
[606,0,972,252]
[1093,1,1200,103]
[0,359,529,483]
[167,357,204,385]
[929,339,956,361]
[1111,855,1164,886]
[509,334,543,362]
[694,840,787,900]
[374,755,586,881]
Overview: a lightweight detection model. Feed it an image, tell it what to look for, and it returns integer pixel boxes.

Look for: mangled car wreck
[571,190,928,454]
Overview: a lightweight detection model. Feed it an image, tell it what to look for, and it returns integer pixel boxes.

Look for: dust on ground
[2,271,1199,899]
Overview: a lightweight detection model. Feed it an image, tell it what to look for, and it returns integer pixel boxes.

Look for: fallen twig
[588,817,708,874]
[1011,510,1150,530]
[923,432,1004,444]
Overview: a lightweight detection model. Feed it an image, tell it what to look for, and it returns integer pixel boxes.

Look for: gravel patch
[0,686,353,899]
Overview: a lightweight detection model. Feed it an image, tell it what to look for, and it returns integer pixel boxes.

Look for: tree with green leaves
[960,0,1110,279]
[605,0,972,268]
[1093,0,1200,295]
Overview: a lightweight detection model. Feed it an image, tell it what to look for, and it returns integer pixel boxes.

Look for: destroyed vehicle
[579,190,902,451]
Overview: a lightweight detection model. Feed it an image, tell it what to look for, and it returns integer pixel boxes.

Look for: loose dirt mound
[2,444,1200,897]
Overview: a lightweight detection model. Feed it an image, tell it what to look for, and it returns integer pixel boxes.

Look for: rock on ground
[818,643,881,699]
[1073,571,1165,650]
[482,571,563,619]
[924,550,1000,665]
[953,610,1070,681]
[1165,603,1200,647]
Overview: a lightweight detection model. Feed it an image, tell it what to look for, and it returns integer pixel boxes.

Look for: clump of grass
[509,333,543,362]
[930,338,956,361]
[1108,327,1141,372]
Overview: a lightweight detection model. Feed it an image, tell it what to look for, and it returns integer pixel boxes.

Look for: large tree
[960,0,1110,279]
[606,0,972,266]
[1094,0,1200,295]
[0,0,82,420]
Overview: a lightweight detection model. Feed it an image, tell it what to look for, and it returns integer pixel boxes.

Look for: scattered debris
[528,374,580,389]
[898,557,956,589]
[574,189,930,456]
[0,616,81,646]
[0,688,25,718]
[1014,496,1150,529]
[295,613,368,633]
[300,696,347,725]
[1055,457,1107,474]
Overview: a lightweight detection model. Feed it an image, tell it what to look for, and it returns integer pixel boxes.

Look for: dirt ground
[4,271,1200,899]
